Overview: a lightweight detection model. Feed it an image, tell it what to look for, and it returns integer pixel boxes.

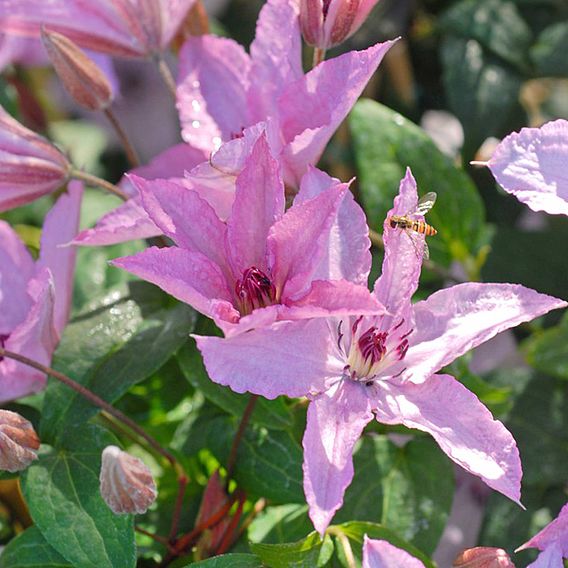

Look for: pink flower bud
[0,105,71,212]
[99,446,157,515]
[41,28,113,112]
[299,0,381,50]
[0,410,40,472]
[453,547,515,568]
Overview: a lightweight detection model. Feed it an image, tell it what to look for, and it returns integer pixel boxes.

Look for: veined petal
[374,374,522,504]
[488,119,568,216]
[177,35,251,152]
[38,181,82,335]
[195,318,344,399]
[160,0,197,48]
[111,247,232,318]
[303,380,373,535]
[278,40,396,184]
[404,283,567,384]
[363,537,426,568]
[517,502,568,557]
[295,166,371,284]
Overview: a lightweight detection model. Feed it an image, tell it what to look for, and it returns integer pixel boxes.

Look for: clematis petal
[177,34,251,152]
[487,119,568,216]
[303,380,373,535]
[111,247,233,319]
[278,40,396,184]
[195,318,344,399]
[227,134,284,275]
[362,536,426,568]
[160,0,197,48]
[373,168,424,317]
[268,183,347,300]
[404,283,567,384]
[38,181,82,335]
[517,502,568,559]
[374,374,522,504]
[295,166,371,284]
[526,545,564,568]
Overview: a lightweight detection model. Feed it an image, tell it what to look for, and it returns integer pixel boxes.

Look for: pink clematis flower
[0,182,82,403]
[363,536,425,568]
[484,119,568,216]
[195,169,567,534]
[516,502,568,567]
[177,0,395,186]
[112,134,382,336]
[0,0,196,59]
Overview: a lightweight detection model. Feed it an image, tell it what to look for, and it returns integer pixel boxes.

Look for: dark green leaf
[251,532,333,568]
[0,526,73,567]
[349,98,488,267]
[248,504,313,545]
[183,554,263,567]
[21,424,135,568]
[531,22,568,77]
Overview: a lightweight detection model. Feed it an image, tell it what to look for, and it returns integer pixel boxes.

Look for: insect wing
[414,192,437,216]
[422,239,430,260]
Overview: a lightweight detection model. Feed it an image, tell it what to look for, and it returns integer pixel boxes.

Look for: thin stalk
[226,394,258,482]
[312,47,326,67]
[214,491,246,555]
[168,474,188,541]
[155,55,177,98]
[103,107,140,168]
[328,527,356,568]
[70,168,129,201]
[135,526,174,551]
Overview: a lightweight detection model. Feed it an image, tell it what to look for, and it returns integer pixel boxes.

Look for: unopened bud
[41,28,113,111]
[300,0,381,50]
[0,410,40,472]
[99,446,157,514]
[453,547,515,568]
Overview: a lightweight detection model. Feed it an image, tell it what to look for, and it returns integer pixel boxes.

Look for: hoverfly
[387,191,437,259]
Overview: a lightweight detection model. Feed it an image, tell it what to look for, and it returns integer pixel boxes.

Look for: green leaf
[441,35,523,160]
[524,311,568,380]
[531,22,568,77]
[248,504,313,545]
[21,424,135,568]
[250,532,333,568]
[41,282,196,442]
[333,436,453,555]
[349,99,488,267]
[183,554,263,567]
[441,0,533,72]
[0,526,73,568]
[177,341,293,431]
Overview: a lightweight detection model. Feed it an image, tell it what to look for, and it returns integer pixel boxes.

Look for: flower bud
[300,0,381,50]
[99,446,157,515]
[41,28,113,111]
[453,547,515,568]
[0,410,40,472]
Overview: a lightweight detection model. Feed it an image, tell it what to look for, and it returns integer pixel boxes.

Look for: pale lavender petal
[526,545,564,568]
[195,318,344,399]
[488,120,568,216]
[227,134,284,275]
[160,0,197,47]
[303,380,373,535]
[404,283,567,384]
[72,196,160,246]
[0,34,47,69]
[0,269,57,403]
[177,35,251,152]
[374,374,522,504]
[268,184,347,300]
[111,247,233,318]
[373,169,423,316]
[517,502,568,557]
[363,537,425,568]
[278,40,396,184]
[38,181,82,335]
[295,166,371,284]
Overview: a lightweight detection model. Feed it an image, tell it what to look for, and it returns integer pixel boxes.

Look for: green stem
[70,169,129,201]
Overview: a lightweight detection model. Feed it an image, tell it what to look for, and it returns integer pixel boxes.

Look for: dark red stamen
[322,0,332,18]
[0,334,8,362]
[235,266,276,315]
[397,339,409,360]
[358,326,388,365]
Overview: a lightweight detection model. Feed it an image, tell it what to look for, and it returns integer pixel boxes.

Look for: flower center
[0,334,8,362]
[235,267,276,315]
[322,0,332,18]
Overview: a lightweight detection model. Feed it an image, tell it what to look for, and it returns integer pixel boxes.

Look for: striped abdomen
[409,220,437,236]
[389,216,438,236]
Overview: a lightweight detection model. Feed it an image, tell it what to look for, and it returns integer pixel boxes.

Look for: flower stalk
[70,168,129,201]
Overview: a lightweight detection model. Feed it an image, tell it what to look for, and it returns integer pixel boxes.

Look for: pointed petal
[177,35,251,152]
[111,247,233,318]
[404,283,567,384]
[374,374,522,504]
[268,183,347,300]
[227,134,284,274]
[303,380,373,535]
[278,40,396,183]
[295,166,371,284]
[72,195,160,246]
[0,269,57,403]
[195,318,344,399]
[517,502,568,555]
[160,0,197,47]
[38,181,82,334]
[488,119,568,216]
[363,537,426,568]
[374,169,423,316]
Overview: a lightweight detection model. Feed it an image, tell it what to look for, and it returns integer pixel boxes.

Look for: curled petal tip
[0,410,40,472]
